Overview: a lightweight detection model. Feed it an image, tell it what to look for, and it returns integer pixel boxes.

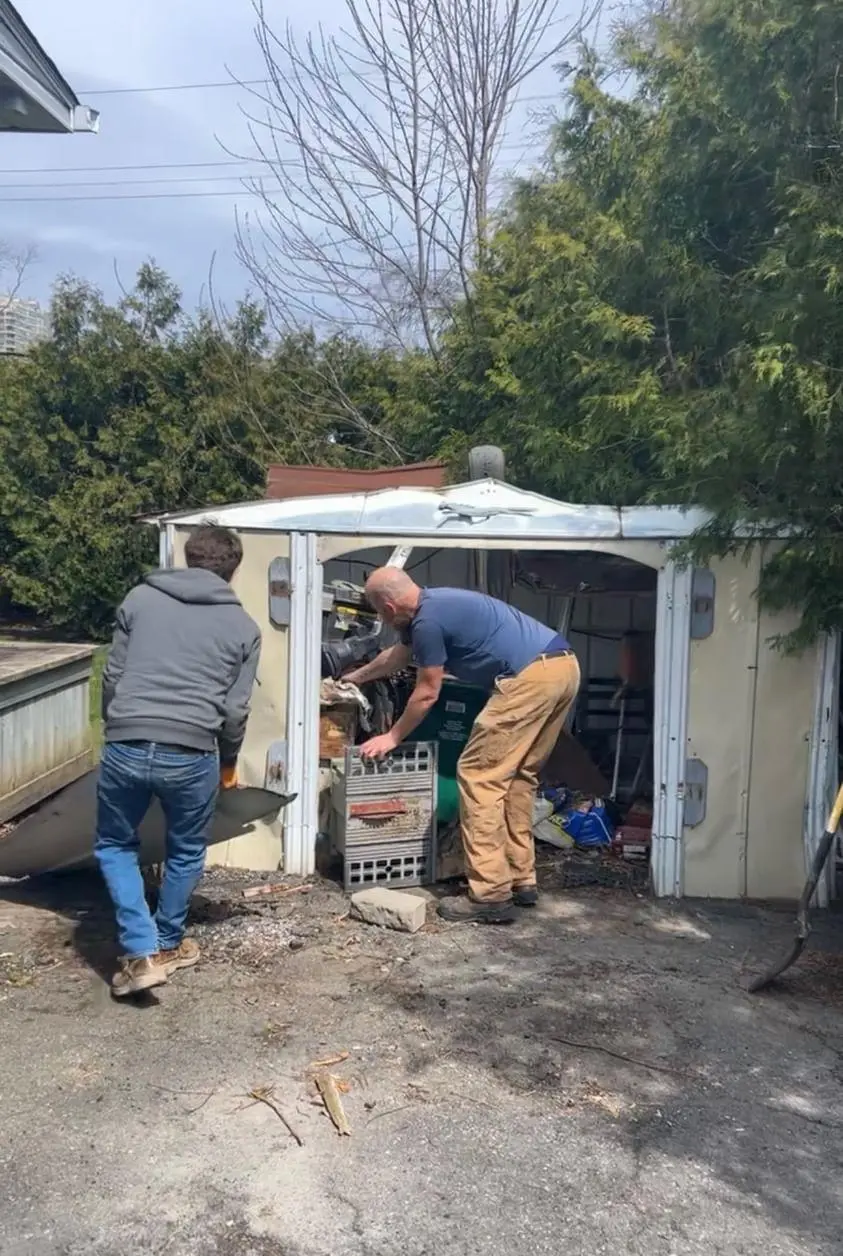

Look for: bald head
[365,567,421,627]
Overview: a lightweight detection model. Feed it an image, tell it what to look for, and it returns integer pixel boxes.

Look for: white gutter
[0,2,99,134]
[0,47,99,131]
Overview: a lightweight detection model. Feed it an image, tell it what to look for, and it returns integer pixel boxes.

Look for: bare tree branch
[0,244,37,313]
[234,0,602,353]
[205,254,406,464]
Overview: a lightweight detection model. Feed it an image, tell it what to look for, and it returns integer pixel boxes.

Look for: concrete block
[402,887,435,902]
[350,887,427,934]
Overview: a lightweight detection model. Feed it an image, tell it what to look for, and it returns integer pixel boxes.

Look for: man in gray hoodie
[95,523,261,997]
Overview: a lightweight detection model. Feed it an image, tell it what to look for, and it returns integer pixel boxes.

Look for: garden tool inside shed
[610,632,650,802]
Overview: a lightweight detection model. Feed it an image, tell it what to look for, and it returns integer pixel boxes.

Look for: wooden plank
[0,642,96,687]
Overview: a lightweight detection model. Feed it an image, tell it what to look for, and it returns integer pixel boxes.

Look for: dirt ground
[1,861,843,1256]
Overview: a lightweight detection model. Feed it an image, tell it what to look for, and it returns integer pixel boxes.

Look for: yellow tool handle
[827,783,843,835]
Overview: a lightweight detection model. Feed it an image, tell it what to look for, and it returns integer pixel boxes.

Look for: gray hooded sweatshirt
[102,568,261,762]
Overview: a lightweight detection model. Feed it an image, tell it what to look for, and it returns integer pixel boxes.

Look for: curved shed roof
[156,478,713,542]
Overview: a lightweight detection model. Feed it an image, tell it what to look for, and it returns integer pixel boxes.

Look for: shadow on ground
[368,891,843,1252]
[0,868,255,986]
[0,869,118,984]
[2,869,843,1255]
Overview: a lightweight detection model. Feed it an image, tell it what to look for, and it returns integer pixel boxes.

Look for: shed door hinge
[265,740,288,793]
[268,557,291,628]
[684,758,708,827]
[690,568,715,639]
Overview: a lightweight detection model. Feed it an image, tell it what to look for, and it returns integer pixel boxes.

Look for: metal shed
[156,478,833,903]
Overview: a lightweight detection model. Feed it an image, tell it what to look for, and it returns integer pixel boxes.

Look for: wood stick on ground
[309,1050,350,1069]
[242,882,311,900]
[185,1087,217,1115]
[314,1071,351,1136]
[366,1104,412,1126]
[548,1034,692,1077]
[248,1086,305,1146]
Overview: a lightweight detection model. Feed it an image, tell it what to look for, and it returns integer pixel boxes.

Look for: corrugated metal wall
[0,644,95,824]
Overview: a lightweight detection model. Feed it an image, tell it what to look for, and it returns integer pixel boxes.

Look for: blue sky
[8,1,576,316]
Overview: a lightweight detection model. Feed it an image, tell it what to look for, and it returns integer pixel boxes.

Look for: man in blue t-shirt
[346,568,581,924]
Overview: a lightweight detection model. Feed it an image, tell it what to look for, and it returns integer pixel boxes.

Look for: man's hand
[359,731,400,760]
[220,762,239,790]
[358,664,443,761]
[344,643,411,687]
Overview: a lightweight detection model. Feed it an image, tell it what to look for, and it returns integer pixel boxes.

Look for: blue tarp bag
[559,801,614,848]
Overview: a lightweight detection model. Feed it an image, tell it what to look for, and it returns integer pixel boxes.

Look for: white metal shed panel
[156,479,709,543]
[620,505,711,539]
[683,552,761,898]
[745,600,816,900]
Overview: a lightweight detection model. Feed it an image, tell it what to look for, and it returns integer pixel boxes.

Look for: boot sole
[437,907,516,925]
[158,952,200,976]
[112,969,168,998]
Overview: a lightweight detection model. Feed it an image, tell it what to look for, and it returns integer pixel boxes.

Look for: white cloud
[34,223,145,256]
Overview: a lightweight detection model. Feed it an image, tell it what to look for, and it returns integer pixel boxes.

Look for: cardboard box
[319,705,358,761]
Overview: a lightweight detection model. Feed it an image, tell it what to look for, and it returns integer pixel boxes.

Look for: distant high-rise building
[0,296,50,354]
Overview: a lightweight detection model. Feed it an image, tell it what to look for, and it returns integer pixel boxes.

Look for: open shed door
[806,631,841,908]
[683,547,818,902]
[680,555,759,899]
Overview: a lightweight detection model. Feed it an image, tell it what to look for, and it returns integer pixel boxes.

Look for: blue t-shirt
[402,587,567,690]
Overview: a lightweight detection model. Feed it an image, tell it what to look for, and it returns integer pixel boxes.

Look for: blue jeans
[94,741,219,958]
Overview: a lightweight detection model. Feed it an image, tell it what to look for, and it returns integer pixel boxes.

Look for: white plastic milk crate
[332,743,438,889]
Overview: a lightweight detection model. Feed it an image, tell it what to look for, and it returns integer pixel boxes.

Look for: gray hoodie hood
[144,567,241,606]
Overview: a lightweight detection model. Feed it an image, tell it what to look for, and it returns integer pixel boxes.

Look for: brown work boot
[154,938,201,976]
[437,895,515,924]
[111,956,168,998]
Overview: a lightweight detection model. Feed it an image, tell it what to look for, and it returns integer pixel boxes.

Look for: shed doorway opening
[509,549,657,885]
[317,545,659,892]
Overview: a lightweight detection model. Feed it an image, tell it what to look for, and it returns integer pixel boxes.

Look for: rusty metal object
[348,799,408,820]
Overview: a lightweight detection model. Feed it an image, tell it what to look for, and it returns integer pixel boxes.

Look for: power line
[0,159,254,176]
[0,172,275,191]
[80,78,269,96]
[0,188,283,204]
[0,140,544,191]
[0,158,541,201]
[79,77,560,106]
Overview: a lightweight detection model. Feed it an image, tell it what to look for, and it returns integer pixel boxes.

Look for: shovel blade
[747,938,807,993]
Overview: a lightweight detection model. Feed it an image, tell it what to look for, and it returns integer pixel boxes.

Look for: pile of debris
[188,868,330,968]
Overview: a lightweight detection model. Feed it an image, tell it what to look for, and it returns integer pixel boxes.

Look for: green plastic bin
[409,679,489,823]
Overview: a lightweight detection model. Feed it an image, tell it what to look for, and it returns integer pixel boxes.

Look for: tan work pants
[456,654,581,902]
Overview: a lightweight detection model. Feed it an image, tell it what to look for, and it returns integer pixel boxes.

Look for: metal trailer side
[0,642,96,824]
